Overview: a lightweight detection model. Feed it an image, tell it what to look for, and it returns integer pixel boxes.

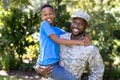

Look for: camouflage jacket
[60,33,104,80]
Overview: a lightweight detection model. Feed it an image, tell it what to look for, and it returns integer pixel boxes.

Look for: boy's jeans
[34,63,76,80]
[51,63,76,80]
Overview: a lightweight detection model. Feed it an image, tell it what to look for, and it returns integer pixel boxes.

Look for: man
[59,10,104,80]
[36,10,104,80]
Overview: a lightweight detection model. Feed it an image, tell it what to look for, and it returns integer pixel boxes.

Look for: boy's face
[71,17,88,36]
[41,7,56,25]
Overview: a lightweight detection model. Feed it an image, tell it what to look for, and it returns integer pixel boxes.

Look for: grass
[0,70,41,80]
[0,75,23,80]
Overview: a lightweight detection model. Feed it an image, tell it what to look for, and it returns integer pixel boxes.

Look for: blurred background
[0,0,120,80]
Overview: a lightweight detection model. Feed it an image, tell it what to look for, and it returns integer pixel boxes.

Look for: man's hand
[83,35,92,46]
[35,65,52,78]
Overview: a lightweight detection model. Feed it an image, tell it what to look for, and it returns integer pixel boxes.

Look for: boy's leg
[51,63,76,80]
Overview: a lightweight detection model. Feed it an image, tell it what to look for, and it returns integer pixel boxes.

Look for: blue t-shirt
[37,21,66,66]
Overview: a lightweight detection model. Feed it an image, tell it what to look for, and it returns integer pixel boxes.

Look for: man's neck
[71,34,84,40]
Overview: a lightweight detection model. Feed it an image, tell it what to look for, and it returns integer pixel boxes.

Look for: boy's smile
[41,7,56,25]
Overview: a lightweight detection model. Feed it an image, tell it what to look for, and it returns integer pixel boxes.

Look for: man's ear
[54,13,56,19]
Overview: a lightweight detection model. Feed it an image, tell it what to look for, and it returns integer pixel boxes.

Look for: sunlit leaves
[10,0,31,7]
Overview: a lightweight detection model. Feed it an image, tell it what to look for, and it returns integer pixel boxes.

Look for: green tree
[0,0,40,70]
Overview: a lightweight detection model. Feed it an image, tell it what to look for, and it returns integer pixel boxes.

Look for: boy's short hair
[41,4,54,11]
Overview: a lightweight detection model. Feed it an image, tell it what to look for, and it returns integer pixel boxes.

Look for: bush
[1,53,16,71]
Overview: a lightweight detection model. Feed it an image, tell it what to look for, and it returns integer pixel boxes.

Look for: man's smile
[73,28,79,33]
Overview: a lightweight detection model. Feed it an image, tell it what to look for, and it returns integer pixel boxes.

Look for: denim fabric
[51,63,76,80]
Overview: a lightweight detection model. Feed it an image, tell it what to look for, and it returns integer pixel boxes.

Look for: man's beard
[72,31,85,37]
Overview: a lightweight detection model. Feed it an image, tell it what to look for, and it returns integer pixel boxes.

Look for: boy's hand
[35,65,52,78]
[83,35,92,46]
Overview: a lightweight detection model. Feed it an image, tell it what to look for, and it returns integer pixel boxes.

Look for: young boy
[34,4,91,80]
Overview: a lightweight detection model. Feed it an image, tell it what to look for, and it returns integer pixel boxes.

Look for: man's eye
[43,14,47,16]
[73,21,77,24]
[79,23,84,25]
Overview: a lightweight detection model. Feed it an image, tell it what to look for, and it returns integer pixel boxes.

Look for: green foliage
[0,7,39,56]
[0,1,40,71]
[19,63,34,71]
[1,53,15,71]
[10,0,31,6]
[113,30,120,39]
[0,75,22,80]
